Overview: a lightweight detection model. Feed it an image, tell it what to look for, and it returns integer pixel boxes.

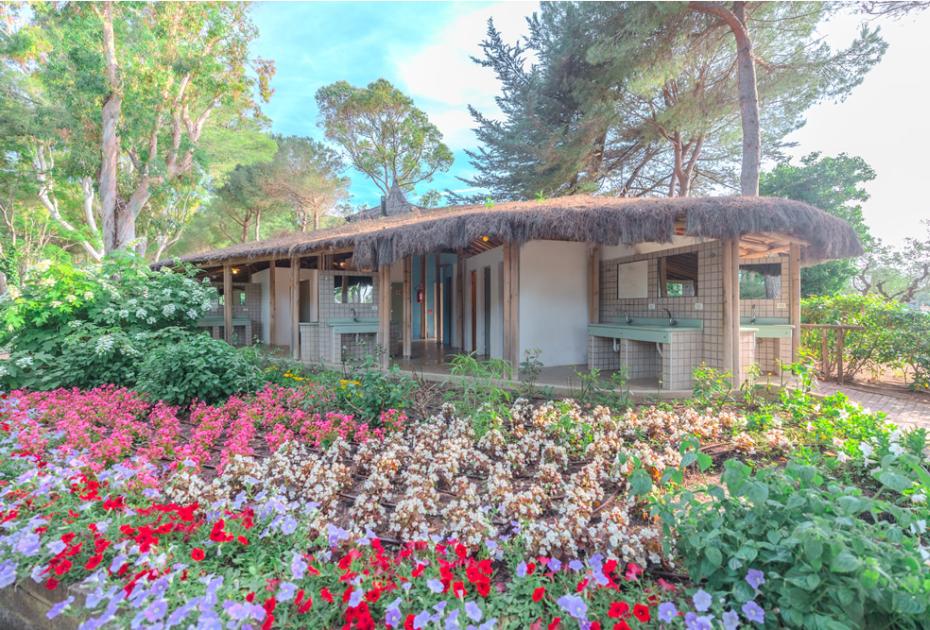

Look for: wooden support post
[290,255,300,360]
[402,257,412,358]
[435,255,441,343]
[456,253,466,352]
[420,255,427,339]
[268,258,277,346]
[502,242,520,374]
[837,328,845,384]
[588,245,601,324]
[223,263,233,345]
[789,243,801,363]
[378,265,391,369]
[721,239,741,386]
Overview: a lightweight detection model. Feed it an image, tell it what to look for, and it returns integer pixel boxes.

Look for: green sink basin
[327,319,378,334]
[589,319,702,344]
[741,324,793,339]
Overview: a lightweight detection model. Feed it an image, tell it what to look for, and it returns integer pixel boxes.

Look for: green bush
[0,254,220,392]
[802,294,930,389]
[334,364,416,424]
[136,332,263,405]
[667,459,930,629]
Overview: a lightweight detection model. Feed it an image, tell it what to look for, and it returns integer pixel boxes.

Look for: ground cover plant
[0,362,926,629]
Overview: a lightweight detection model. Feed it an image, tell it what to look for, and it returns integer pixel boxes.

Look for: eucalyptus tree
[1,2,273,257]
[316,79,453,195]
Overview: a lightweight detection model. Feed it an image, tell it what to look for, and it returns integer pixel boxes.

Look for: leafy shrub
[668,459,930,628]
[447,353,512,435]
[136,333,262,405]
[572,367,632,412]
[333,364,416,424]
[691,363,733,409]
[0,254,219,392]
[802,294,930,389]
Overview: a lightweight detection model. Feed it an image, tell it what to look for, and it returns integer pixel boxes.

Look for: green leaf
[704,546,723,568]
[829,550,861,574]
[875,470,912,493]
[629,469,652,496]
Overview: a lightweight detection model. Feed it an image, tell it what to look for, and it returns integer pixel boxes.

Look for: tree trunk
[99,2,125,253]
[689,1,761,195]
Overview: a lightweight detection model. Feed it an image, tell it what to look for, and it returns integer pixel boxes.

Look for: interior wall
[254,266,314,346]
[518,240,589,366]
[464,246,504,358]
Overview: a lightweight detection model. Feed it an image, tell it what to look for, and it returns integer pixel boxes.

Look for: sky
[251,1,930,246]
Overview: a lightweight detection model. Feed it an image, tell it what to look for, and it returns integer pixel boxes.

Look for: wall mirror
[617,260,649,299]
[739,262,781,299]
[659,252,698,297]
[334,275,374,304]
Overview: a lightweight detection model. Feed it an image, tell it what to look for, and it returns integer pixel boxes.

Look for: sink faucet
[624,312,633,324]
[664,307,677,327]
[350,308,359,322]
[750,304,757,324]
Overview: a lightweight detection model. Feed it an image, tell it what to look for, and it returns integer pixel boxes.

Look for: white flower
[911,493,926,505]
[859,442,874,458]
[836,452,849,463]
[162,304,177,317]
[889,442,904,457]
[15,356,33,368]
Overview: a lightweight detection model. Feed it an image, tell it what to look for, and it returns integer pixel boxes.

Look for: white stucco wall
[254,267,314,346]
[518,240,590,366]
[464,247,504,358]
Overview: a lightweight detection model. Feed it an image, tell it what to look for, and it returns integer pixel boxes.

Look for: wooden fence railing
[800,323,866,384]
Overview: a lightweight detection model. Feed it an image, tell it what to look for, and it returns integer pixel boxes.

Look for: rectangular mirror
[739,262,781,299]
[334,275,374,304]
[659,252,698,297]
[617,260,649,299]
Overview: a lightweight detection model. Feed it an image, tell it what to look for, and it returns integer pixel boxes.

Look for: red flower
[85,553,103,571]
[45,577,58,590]
[209,519,233,543]
[320,587,334,604]
[452,581,466,598]
[53,559,71,576]
[237,535,249,546]
[613,622,631,630]
[608,602,630,619]
[548,617,561,630]
[411,563,426,578]
[191,548,205,562]
[532,587,546,602]
[633,603,650,622]
[525,562,537,576]
[590,623,602,630]
[576,578,589,592]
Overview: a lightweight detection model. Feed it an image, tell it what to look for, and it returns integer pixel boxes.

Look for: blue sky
[251,2,930,245]
[250,1,536,210]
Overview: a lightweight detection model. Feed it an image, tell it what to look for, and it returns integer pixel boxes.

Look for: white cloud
[389,1,538,149]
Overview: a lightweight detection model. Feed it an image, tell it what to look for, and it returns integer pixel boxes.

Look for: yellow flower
[338,379,361,389]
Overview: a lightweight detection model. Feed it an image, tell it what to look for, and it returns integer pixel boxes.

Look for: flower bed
[1,379,927,629]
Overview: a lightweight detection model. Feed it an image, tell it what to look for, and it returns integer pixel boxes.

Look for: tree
[315,79,453,195]
[760,153,875,296]
[3,2,273,256]
[854,221,930,304]
[261,136,349,231]
[465,3,885,201]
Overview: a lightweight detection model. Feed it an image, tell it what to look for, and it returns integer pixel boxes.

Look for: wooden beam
[223,263,233,344]
[502,242,520,374]
[402,257,412,358]
[721,239,741,385]
[290,255,300,360]
[268,257,276,345]
[789,242,801,362]
[378,265,391,369]
[456,253,466,352]
[588,245,601,324]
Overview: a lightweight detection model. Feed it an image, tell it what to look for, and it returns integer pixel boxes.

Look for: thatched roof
[165,195,863,269]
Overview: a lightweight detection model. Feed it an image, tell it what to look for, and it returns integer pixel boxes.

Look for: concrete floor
[391,340,686,399]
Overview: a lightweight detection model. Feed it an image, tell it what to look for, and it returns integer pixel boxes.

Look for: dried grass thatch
[165,195,862,269]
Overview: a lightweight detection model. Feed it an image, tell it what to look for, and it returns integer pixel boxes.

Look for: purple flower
[745,569,765,591]
[48,540,66,555]
[280,515,298,536]
[223,601,252,621]
[658,601,678,622]
[445,609,461,630]
[385,600,402,627]
[465,601,483,622]
[556,594,588,621]
[290,553,307,580]
[143,599,168,622]
[742,600,765,624]
[685,614,715,630]
[348,589,363,608]
[47,596,74,619]
[277,581,298,602]
[0,560,16,589]
[548,558,562,572]
[568,559,584,572]
[327,523,349,547]
[485,540,498,552]
[427,578,444,594]
[15,532,41,556]
[414,610,431,628]
[693,589,712,612]
[515,561,528,578]
[722,609,740,630]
